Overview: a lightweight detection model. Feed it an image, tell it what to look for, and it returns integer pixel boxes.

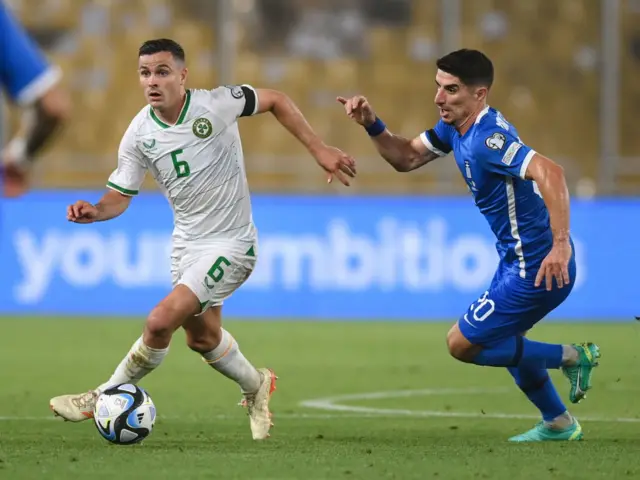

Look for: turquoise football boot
[562,342,601,404]
[509,419,583,442]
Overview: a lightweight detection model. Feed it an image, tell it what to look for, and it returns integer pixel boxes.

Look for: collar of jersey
[474,105,491,125]
[457,105,491,139]
[150,89,191,129]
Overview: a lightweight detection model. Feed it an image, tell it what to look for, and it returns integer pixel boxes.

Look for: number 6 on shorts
[205,256,230,287]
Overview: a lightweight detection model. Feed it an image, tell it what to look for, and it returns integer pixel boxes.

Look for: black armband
[240,86,257,117]
[425,129,450,154]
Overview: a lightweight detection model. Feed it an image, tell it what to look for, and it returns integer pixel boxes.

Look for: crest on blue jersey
[485,132,506,150]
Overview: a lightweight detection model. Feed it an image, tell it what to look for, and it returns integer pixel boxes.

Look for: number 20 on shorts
[470,291,496,322]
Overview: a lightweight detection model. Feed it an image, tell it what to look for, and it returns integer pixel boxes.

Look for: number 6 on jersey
[171,149,190,178]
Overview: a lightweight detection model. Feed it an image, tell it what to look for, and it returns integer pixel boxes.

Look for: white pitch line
[0,416,59,421]
[0,413,406,422]
[299,387,640,424]
[309,386,511,402]
[5,386,639,424]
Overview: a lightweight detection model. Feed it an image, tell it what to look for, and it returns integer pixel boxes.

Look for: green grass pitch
[0,318,639,479]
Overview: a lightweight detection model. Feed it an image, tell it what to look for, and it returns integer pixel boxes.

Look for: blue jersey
[422,107,552,278]
[0,1,59,105]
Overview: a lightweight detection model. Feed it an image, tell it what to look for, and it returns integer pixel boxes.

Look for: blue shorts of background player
[449,239,600,442]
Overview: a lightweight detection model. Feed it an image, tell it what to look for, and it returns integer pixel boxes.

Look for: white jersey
[107,85,259,245]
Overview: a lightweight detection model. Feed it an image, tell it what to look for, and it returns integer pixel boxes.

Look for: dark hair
[436,49,493,88]
[138,39,185,63]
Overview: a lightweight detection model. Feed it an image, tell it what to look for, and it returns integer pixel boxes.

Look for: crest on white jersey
[227,85,244,99]
[485,132,506,150]
[193,117,213,139]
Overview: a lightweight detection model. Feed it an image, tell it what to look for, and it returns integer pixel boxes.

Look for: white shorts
[171,241,257,313]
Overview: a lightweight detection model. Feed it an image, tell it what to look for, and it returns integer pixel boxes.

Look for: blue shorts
[458,251,577,345]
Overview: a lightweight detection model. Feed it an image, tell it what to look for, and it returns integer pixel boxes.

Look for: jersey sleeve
[209,84,259,124]
[474,128,537,179]
[0,3,62,105]
[106,125,146,196]
[419,120,454,157]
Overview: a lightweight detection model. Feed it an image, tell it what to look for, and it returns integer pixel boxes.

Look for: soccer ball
[93,384,156,445]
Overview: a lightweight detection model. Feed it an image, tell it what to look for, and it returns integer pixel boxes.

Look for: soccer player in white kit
[49,39,356,440]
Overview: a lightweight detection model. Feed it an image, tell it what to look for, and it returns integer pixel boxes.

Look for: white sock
[544,411,574,430]
[97,336,169,393]
[561,345,579,366]
[201,328,261,394]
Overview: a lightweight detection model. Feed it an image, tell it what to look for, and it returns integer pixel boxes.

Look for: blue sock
[473,336,563,369]
[508,365,567,422]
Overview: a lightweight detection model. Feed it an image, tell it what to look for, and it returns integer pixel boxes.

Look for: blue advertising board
[1,191,637,320]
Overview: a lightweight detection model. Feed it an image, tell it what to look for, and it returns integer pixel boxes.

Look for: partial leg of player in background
[49,285,276,440]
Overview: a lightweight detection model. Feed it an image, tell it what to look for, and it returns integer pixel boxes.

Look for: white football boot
[50,390,98,422]
[240,368,277,440]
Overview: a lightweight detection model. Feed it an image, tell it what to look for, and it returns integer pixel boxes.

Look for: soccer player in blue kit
[0,1,69,197]
[338,49,600,442]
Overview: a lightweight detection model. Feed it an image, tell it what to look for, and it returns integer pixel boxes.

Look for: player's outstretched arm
[67,190,132,224]
[253,89,356,186]
[524,153,572,290]
[337,95,440,172]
